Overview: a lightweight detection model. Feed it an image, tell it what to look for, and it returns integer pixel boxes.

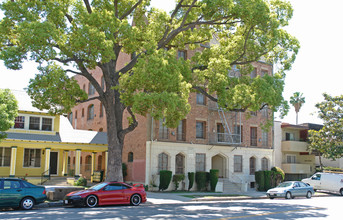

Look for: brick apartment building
[68,44,275,191]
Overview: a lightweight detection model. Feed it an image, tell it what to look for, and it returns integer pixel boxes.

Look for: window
[159,119,169,139]
[177,50,186,60]
[250,127,257,146]
[262,131,268,147]
[286,132,295,141]
[250,111,257,116]
[100,103,104,117]
[82,84,86,91]
[261,157,269,171]
[217,123,225,142]
[286,155,296,164]
[249,157,256,175]
[176,120,186,141]
[196,153,206,172]
[29,117,40,130]
[68,112,73,124]
[97,155,102,171]
[75,111,78,119]
[82,108,85,117]
[14,116,25,129]
[23,149,41,167]
[0,147,11,167]
[196,93,205,105]
[196,121,205,139]
[87,104,94,120]
[175,153,185,174]
[128,152,133,162]
[42,118,53,131]
[85,155,92,171]
[234,155,243,172]
[88,83,95,95]
[104,183,127,191]
[3,180,21,189]
[250,68,257,78]
[261,105,268,118]
[234,125,243,143]
[158,153,168,172]
[261,70,268,76]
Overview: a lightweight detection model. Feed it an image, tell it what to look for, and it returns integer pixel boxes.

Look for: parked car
[266,181,315,199]
[0,178,47,210]
[302,172,343,195]
[64,181,147,207]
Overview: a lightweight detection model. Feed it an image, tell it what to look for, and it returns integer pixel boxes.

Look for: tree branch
[119,106,138,137]
[77,96,100,103]
[83,0,92,14]
[120,0,144,20]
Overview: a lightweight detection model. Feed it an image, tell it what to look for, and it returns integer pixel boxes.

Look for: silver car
[266,181,315,199]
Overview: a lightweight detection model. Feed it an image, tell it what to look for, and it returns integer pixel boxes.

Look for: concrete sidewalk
[36,190,332,208]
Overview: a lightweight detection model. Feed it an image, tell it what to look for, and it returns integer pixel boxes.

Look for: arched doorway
[211,154,227,178]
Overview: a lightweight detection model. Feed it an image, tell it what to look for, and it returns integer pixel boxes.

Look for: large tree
[0,89,18,140]
[308,93,343,161]
[0,0,299,181]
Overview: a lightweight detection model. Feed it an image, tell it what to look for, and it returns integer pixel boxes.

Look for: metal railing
[41,169,50,185]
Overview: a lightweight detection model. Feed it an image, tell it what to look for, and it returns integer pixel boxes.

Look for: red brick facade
[69,50,273,183]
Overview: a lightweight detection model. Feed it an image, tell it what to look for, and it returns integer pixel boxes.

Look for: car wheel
[20,197,34,210]
[85,195,98,208]
[285,192,292,199]
[340,188,343,196]
[130,194,141,206]
[269,197,275,200]
[306,191,312,199]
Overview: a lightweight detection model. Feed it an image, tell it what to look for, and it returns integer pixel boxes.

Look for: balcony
[281,141,308,152]
[208,132,241,145]
[282,163,312,174]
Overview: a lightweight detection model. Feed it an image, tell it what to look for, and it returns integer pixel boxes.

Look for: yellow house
[0,90,108,182]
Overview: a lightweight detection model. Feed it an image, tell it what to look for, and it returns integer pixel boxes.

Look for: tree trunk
[103,84,125,182]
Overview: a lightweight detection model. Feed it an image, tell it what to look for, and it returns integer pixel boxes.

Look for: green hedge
[255,171,264,191]
[195,171,207,191]
[172,174,185,190]
[210,169,219,192]
[159,170,172,191]
[264,171,272,191]
[188,172,195,191]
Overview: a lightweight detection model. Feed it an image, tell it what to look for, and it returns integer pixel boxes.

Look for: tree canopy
[290,91,305,124]
[0,89,18,140]
[0,0,299,181]
[308,93,343,160]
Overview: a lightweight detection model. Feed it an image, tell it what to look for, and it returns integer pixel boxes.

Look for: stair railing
[41,169,50,185]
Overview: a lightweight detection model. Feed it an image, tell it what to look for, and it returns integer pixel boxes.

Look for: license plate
[64,200,68,204]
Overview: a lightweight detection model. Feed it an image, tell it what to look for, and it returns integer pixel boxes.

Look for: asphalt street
[0,195,341,219]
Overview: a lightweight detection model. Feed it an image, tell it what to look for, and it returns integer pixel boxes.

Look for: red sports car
[64,181,147,207]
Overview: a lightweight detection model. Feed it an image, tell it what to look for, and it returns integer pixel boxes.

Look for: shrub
[255,171,265,191]
[159,170,172,191]
[74,177,87,186]
[172,174,185,190]
[188,172,195,191]
[264,171,272,191]
[271,167,285,187]
[209,169,219,192]
[195,171,207,191]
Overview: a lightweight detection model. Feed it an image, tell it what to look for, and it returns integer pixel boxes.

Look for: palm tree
[290,92,305,124]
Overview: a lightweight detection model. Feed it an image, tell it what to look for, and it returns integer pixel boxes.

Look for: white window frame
[286,154,296,164]
[23,148,41,168]
[12,114,54,132]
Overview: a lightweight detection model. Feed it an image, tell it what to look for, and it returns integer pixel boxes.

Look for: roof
[11,90,49,113]
[6,90,108,145]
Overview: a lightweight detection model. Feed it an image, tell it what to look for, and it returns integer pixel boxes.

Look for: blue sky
[1,0,342,125]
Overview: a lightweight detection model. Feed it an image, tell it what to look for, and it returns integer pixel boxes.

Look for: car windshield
[89,182,108,191]
[276,182,293,188]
